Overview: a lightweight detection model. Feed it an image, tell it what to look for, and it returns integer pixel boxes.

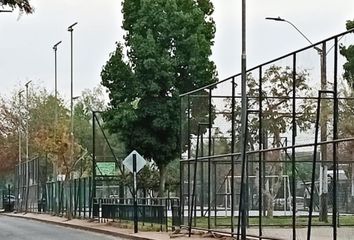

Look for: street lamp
[72,96,81,176]
[24,80,31,212]
[17,90,24,211]
[67,22,77,217]
[266,16,329,239]
[18,90,24,168]
[53,41,62,126]
[67,22,78,166]
[265,17,322,53]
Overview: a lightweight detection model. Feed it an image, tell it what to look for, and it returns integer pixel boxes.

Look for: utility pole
[319,42,328,222]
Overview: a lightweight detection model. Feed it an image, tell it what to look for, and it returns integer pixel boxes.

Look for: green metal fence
[44,177,92,218]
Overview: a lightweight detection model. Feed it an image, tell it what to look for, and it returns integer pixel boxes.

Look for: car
[2,195,15,212]
[2,195,15,204]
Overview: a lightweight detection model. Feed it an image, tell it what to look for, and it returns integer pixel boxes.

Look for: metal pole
[53,41,61,184]
[231,77,236,235]
[53,41,62,127]
[187,95,191,227]
[240,0,247,239]
[258,67,263,237]
[291,53,297,240]
[68,23,77,217]
[200,130,204,216]
[308,91,323,239]
[208,88,212,229]
[179,97,184,224]
[92,112,96,200]
[133,154,138,233]
[189,124,202,237]
[18,90,24,211]
[319,42,328,223]
[332,37,339,240]
[67,21,77,173]
[24,80,31,212]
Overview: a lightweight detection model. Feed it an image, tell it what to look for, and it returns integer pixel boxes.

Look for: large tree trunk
[266,193,274,218]
[158,165,167,197]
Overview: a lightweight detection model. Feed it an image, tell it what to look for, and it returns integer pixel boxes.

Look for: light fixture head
[67,22,78,31]
[265,16,285,22]
[53,41,62,50]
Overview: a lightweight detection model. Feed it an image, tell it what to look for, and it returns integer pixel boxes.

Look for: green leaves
[101,0,217,195]
[340,19,354,89]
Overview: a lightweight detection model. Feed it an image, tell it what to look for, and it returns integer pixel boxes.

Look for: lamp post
[18,90,24,211]
[68,22,77,168]
[266,16,329,239]
[68,22,77,217]
[24,80,31,212]
[53,41,62,127]
[18,90,24,169]
[72,96,80,175]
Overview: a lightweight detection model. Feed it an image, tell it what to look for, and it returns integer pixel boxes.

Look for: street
[0,215,123,240]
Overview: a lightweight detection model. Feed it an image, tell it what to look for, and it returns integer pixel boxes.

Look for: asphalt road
[0,215,123,240]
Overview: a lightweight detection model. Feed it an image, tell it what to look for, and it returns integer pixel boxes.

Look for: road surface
[0,215,124,240]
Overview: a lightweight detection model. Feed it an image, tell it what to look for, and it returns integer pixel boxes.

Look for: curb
[2,213,157,240]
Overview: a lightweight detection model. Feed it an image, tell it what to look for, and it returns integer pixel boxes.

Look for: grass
[183,215,354,228]
[107,219,166,231]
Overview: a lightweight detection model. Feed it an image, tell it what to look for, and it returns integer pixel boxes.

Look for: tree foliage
[101,0,217,195]
[0,0,33,14]
[224,65,315,217]
[340,20,354,89]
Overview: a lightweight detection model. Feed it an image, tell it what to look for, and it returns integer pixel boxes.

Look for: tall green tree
[340,20,354,89]
[0,0,33,14]
[101,0,217,196]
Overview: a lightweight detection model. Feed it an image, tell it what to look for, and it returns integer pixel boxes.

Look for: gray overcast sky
[0,0,353,99]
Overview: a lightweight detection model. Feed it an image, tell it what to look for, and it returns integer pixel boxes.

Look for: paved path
[0,215,121,240]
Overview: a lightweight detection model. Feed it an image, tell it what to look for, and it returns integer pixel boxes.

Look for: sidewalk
[2,212,219,240]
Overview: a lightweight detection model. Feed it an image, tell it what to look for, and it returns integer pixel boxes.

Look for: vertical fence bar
[200,132,204,217]
[83,177,86,218]
[213,161,217,227]
[332,36,338,240]
[231,77,236,235]
[188,124,201,237]
[92,112,96,219]
[187,95,191,228]
[292,53,297,240]
[208,87,212,229]
[307,91,322,240]
[89,177,92,218]
[258,66,263,237]
[74,179,77,217]
[79,178,81,217]
[179,97,184,225]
